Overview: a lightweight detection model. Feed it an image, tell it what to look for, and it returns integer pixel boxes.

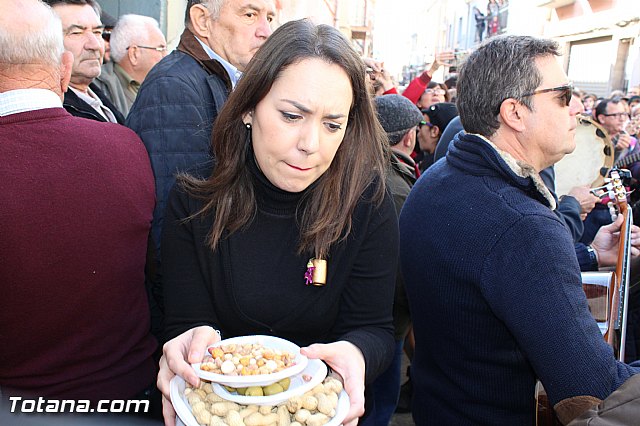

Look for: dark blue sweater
[399,132,639,425]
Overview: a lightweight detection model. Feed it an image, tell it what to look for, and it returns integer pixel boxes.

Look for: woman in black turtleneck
[157,20,398,426]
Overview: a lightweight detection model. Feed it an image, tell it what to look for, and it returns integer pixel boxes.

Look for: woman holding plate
[157,19,398,426]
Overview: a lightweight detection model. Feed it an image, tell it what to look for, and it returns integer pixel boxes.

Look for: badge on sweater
[304,258,327,286]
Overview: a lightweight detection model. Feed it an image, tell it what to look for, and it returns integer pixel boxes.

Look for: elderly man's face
[133,25,168,81]
[53,4,104,90]
[207,0,276,71]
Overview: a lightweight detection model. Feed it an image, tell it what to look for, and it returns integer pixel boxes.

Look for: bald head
[0,0,71,96]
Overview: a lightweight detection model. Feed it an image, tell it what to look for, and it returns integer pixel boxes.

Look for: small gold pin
[305,258,327,286]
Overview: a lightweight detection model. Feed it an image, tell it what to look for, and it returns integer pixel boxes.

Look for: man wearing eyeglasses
[400,35,640,425]
[596,97,634,161]
[579,97,640,245]
[126,0,276,261]
[94,14,167,117]
[44,0,125,124]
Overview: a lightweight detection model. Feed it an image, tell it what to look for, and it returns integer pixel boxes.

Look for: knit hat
[422,102,458,131]
[374,94,423,145]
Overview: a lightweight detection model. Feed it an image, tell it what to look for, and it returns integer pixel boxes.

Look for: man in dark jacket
[401,34,640,425]
[44,0,125,124]
[371,94,423,425]
[127,0,276,256]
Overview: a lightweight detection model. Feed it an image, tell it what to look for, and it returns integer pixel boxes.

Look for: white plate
[328,389,350,426]
[170,375,200,426]
[212,358,327,405]
[192,335,308,387]
[170,375,350,426]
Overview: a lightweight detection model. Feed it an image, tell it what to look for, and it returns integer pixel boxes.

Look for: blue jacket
[126,29,231,252]
[400,132,639,425]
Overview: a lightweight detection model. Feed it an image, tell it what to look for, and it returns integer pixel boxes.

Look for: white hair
[206,0,225,20]
[109,14,162,63]
[185,0,224,26]
[0,1,64,67]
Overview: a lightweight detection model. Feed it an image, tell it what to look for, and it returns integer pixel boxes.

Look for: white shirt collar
[69,86,118,123]
[0,89,62,116]
[194,35,241,88]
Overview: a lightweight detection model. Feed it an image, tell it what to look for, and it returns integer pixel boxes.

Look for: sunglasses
[419,121,434,128]
[522,83,573,107]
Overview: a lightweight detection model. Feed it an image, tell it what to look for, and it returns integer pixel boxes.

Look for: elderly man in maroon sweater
[0,0,159,417]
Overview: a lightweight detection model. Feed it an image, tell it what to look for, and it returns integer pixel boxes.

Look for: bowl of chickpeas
[192,335,308,387]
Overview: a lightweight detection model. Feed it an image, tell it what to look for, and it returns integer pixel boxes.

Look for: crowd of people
[4,0,640,426]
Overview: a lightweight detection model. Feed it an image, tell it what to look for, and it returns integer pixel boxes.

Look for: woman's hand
[301,341,366,426]
[157,326,221,426]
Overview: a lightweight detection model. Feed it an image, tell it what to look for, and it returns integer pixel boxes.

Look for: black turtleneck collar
[247,153,320,217]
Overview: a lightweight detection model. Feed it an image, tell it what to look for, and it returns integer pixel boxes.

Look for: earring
[245,122,251,129]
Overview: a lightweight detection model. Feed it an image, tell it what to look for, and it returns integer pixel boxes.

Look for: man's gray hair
[110,14,162,63]
[0,1,64,67]
[184,0,224,26]
[456,35,561,137]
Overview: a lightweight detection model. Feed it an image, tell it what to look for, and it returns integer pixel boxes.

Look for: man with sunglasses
[94,14,167,117]
[400,35,640,425]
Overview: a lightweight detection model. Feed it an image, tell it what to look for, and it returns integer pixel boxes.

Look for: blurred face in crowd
[582,97,594,111]
[417,86,446,109]
[208,0,276,71]
[598,102,629,137]
[52,4,104,91]
[245,58,352,193]
[417,115,439,154]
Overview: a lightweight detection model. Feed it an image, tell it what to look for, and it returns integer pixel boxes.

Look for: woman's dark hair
[181,18,388,259]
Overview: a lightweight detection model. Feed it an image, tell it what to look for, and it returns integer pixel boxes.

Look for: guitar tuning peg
[608,203,618,220]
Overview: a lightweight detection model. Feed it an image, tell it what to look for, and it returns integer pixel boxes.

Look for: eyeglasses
[101,30,111,42]
[425,88,446,96]
[522,83,573,107]
[602,112,630,119]
[127,45,168,53]
[419,121,434,128]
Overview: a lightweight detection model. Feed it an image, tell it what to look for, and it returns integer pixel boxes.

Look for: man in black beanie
[371,94,423,424]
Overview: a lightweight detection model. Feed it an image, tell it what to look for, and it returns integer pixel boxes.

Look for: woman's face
[583,97,594,110]
[246,58,352,192]
[417,87,446,108]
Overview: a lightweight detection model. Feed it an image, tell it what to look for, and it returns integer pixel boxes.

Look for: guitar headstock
[606,168,630,202]
[602,168,631,218]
